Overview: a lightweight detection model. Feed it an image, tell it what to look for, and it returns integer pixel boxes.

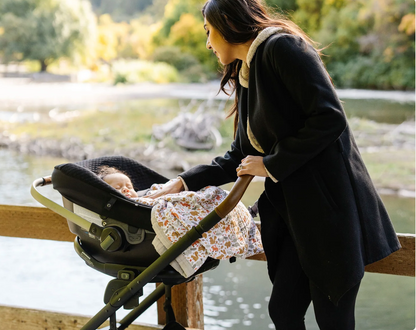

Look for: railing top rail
[0,203,414,277]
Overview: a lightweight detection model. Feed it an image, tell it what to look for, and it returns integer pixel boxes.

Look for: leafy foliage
[0,0,413,88]
[0,0,96,71]
[112,59,179,84]
[168,13,216,67]
[293,0,415,89]
[152,46,213,82]
[157,0,204,39]
[151,0,217,81]
[94,13,163,66]
[153,46,199,71]
[264,0,298,12]
[89,0,154,21]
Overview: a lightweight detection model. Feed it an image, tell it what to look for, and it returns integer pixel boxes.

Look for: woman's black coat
[180,34,401,304]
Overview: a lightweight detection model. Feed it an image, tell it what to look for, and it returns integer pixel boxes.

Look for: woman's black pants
[259,193,361,330]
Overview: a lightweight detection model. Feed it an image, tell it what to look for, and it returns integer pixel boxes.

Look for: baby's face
[104,173,138,198]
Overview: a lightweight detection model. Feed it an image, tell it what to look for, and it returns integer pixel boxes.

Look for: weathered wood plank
[0,204,74,242]
[0,304,164,330]
[364,233,415,277]
[0,205,414,276]
[248,225,415,277]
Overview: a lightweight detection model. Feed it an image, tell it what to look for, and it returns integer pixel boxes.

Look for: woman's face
[204,18,236,65]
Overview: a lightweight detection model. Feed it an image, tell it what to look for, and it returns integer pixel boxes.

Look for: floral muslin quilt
[136,182,263,278]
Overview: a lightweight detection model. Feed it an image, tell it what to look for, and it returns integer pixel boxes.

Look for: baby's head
[97,165,138,198]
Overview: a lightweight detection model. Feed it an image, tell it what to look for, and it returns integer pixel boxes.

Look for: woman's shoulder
[263,33,306,54]
[261,32,319,68]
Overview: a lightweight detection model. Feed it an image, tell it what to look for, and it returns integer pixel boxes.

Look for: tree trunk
[40,59,48,72]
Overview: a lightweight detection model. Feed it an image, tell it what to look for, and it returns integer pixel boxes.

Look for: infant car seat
[31,156,253,330]
[52,156,219,278]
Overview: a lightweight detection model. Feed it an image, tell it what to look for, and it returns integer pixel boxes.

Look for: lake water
[0,91,415,329]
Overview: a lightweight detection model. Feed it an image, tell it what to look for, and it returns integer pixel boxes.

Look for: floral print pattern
[137,182,263,278]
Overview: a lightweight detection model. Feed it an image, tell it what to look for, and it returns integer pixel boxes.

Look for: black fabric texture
[52,156,169,231]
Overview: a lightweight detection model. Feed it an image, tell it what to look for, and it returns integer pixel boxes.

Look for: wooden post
[156,276,205,329]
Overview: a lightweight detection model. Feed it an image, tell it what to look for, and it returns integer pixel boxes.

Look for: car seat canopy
[52,156,169,231]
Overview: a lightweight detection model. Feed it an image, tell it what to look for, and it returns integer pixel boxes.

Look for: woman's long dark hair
[202,0,320,135]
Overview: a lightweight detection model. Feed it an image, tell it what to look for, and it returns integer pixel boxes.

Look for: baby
[97,165,146,198]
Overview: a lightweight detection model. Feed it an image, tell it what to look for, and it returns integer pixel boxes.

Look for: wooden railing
[0,204,414,329]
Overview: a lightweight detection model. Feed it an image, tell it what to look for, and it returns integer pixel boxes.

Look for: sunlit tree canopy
[0,0,96,72]
[0,0,413,88]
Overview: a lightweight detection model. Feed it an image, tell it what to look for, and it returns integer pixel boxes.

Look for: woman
[149,0,401,328]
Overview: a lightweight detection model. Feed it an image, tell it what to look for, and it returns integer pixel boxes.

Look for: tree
[157,0,204,39]
[89,0,154,22]
[169,13,214,66]
[95,14,160,62]
[293,0,414,89]
[95,14,119,63]
[264,0,297,13]
[291,0,324,33]
[314,1,365,63]
[152,0,217,70]
[0,0,96,72]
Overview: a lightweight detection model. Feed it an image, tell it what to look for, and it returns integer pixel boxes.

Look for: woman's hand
[236,156,268,177]
[146,178,184,199]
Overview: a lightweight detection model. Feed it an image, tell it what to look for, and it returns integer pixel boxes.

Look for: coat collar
[239,27,283,88]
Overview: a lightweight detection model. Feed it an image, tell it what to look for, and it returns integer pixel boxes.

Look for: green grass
[3,100,182,149]
[361,150,415,191]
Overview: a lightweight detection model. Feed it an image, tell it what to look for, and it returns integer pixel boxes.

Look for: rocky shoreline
[1,116,413,161]
[0,81,414,196]
[0,117,414,197]
[0,131,215,174]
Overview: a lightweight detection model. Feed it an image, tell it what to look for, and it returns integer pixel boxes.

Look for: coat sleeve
[178,127,244,191]
[262,35,347,181]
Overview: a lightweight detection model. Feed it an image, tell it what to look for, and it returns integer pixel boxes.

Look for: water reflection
[203,260,273,329]
[341,98,415,124]
[0,149,67,206]
[203,243,415,330]
[215,181,415,329]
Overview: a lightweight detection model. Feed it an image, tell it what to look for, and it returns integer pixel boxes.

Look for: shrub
[328,55,415,90]
[152,46,219,83]
[152,46,199,71]
[180,63,208,83]
[112,60,179,84]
